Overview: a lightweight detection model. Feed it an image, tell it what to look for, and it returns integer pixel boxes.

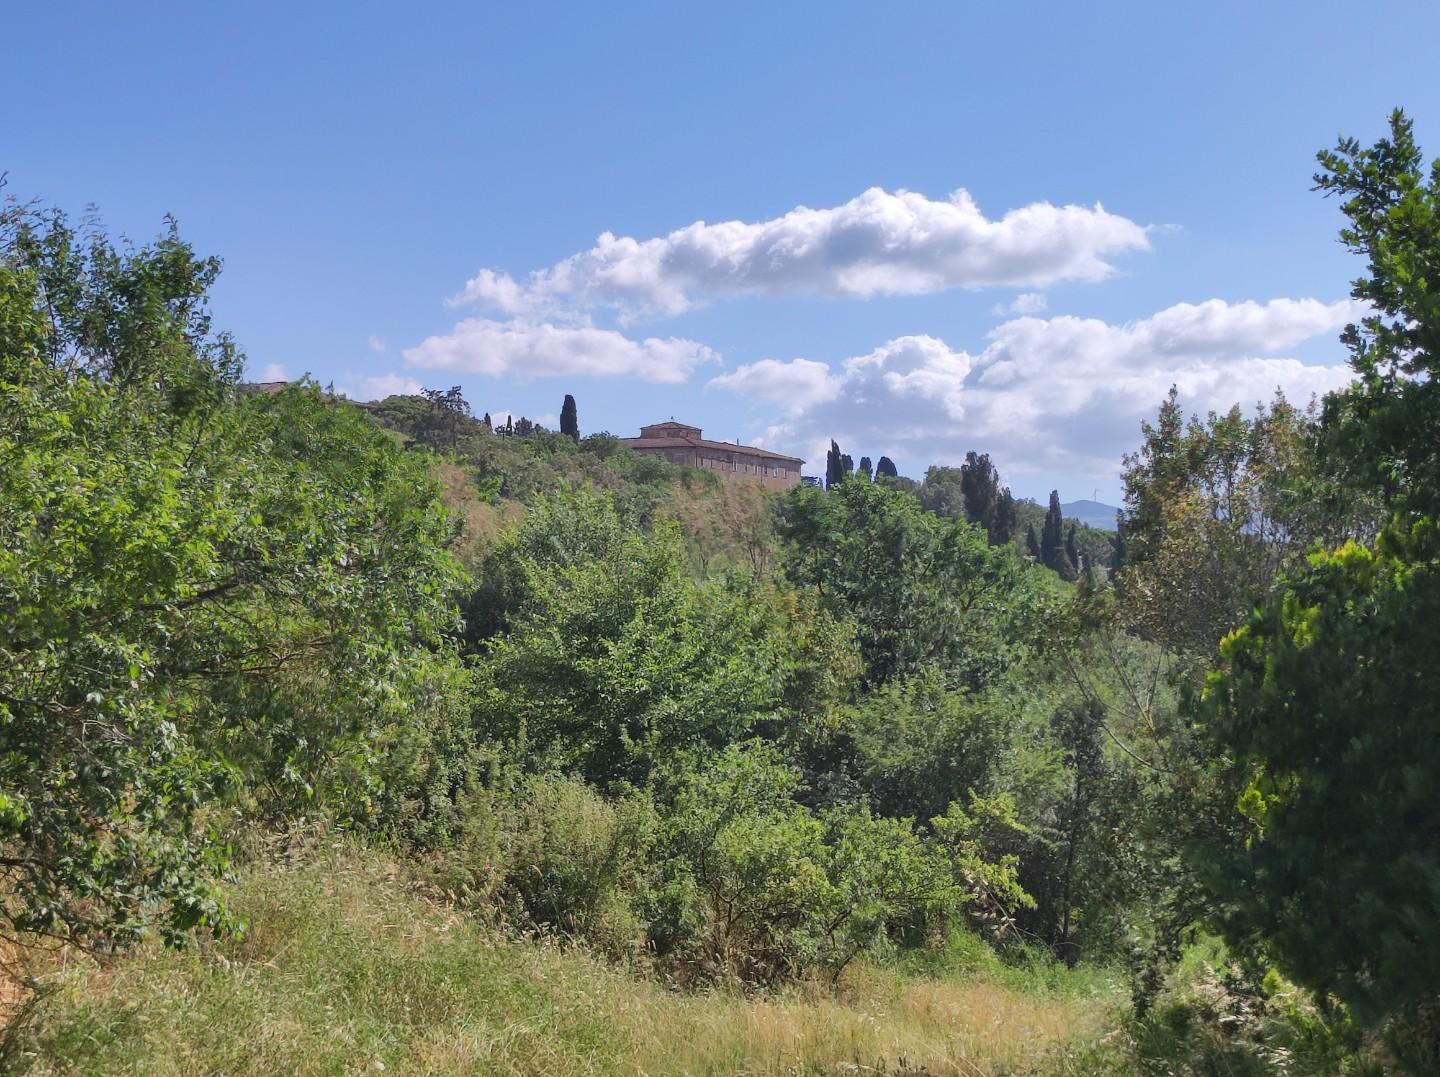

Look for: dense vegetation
[3,110,1438,1073]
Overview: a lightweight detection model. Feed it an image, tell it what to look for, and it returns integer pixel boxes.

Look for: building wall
[637,444,802,489]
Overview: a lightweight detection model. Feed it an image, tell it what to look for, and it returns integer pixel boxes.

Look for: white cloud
[402,318,718,384]
[354,372,424,401]
[367,335,388,353]
[452,187,1149,321]
[707,357,840,412]
[992,292,1048,316]
[712,298,1364,487]
[260,362,287,381]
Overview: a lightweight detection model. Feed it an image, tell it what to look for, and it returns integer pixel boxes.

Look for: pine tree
[1040,490,1065,571]
[858,456,873,481]
[560,394,579,442]
[875,456,898,478]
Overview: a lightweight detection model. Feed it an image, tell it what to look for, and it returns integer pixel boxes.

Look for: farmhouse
[622,421,805,489]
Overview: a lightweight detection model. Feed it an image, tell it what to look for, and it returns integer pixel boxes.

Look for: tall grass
[13,845,1127,1075]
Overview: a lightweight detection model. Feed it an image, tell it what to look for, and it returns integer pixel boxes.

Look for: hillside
[14,844,1127,1076]
[1060,500,1121,531]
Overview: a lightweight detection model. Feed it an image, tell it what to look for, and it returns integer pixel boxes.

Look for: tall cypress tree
[825,440,843,489]
[1040,490,1065,571]
[1026,521,1041,560]
[560,393,579,442]
[875,456,898,478]
[1065,522,1081,581]
[858,455,873,481]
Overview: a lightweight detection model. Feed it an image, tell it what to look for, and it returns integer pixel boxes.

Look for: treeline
[4,110,1440,1069]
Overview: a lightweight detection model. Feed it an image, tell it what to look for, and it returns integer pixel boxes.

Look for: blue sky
[8,1,1440,501]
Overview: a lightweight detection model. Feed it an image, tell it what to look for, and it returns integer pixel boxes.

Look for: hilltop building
[622,420,804,489]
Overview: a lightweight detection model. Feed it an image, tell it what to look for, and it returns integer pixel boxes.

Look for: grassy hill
[13,844,1126,1076]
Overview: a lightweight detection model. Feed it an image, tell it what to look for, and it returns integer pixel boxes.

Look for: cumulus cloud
[707,357,840,412]
[452,187,1149,321]
[402,318,718,384]
[367,335,388,353]
[992,292,1048,316]
[353,372,424,400]
[712,298,1364,486]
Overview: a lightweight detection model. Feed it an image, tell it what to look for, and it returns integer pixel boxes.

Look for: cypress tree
[825,440,843,489]
[858,456,873,481]
[560,393,579,442]
[875,456,898,478]
[1040,490,1065,571]
[1065,522,1081,581]
[1026,522,1041,560]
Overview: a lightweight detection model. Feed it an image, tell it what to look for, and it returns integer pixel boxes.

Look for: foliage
[471,489,786,784]
[778,478,1039,688]
[1191,520,1440,1025]
[0,206,459,947]
[1313,109,1440,518]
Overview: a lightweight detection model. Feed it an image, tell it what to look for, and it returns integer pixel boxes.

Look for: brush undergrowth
[10,843,1128,1076]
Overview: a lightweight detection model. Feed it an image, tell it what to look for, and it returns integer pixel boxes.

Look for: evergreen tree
[825,439,843,489]
[481,411,492,431]
[840,452,854,479]
[560,393,579,442]
[875,456,898,478]
[959,451,1018,545]
[1065,522,1081,579]
[1040,491,1065,571]
[1026,522,1041,560]
[858,456,873,481]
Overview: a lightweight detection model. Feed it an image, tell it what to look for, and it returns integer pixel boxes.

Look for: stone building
[621,421,804,489]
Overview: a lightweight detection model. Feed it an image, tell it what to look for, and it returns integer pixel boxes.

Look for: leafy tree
[1117,389,1364,669]
[472,490,786,784]
[778,479,1036,687]
[1192,522,1440,1024]
[560,392,579,442]
[421,385,471,449]
[1313,109,1440,518]
[0,205,459,946]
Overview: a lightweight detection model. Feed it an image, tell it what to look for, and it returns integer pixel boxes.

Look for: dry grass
[13,846,1126,1075]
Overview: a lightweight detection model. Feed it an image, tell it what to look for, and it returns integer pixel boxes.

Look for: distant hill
[1060,499,1121,531]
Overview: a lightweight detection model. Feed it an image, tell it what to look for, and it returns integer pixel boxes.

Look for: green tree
[1040,491,1067,576]
[0,205,460,946]
[1193,524,1440,1024]
[960,452,1018,545]
[875,455,898,479]
[560,392,579,442]
[1313,109,1440,518]
[472,490,786,784]
[778,479,1035,687]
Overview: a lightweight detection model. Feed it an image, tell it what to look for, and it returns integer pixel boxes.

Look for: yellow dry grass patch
[16,848,1123,1076]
